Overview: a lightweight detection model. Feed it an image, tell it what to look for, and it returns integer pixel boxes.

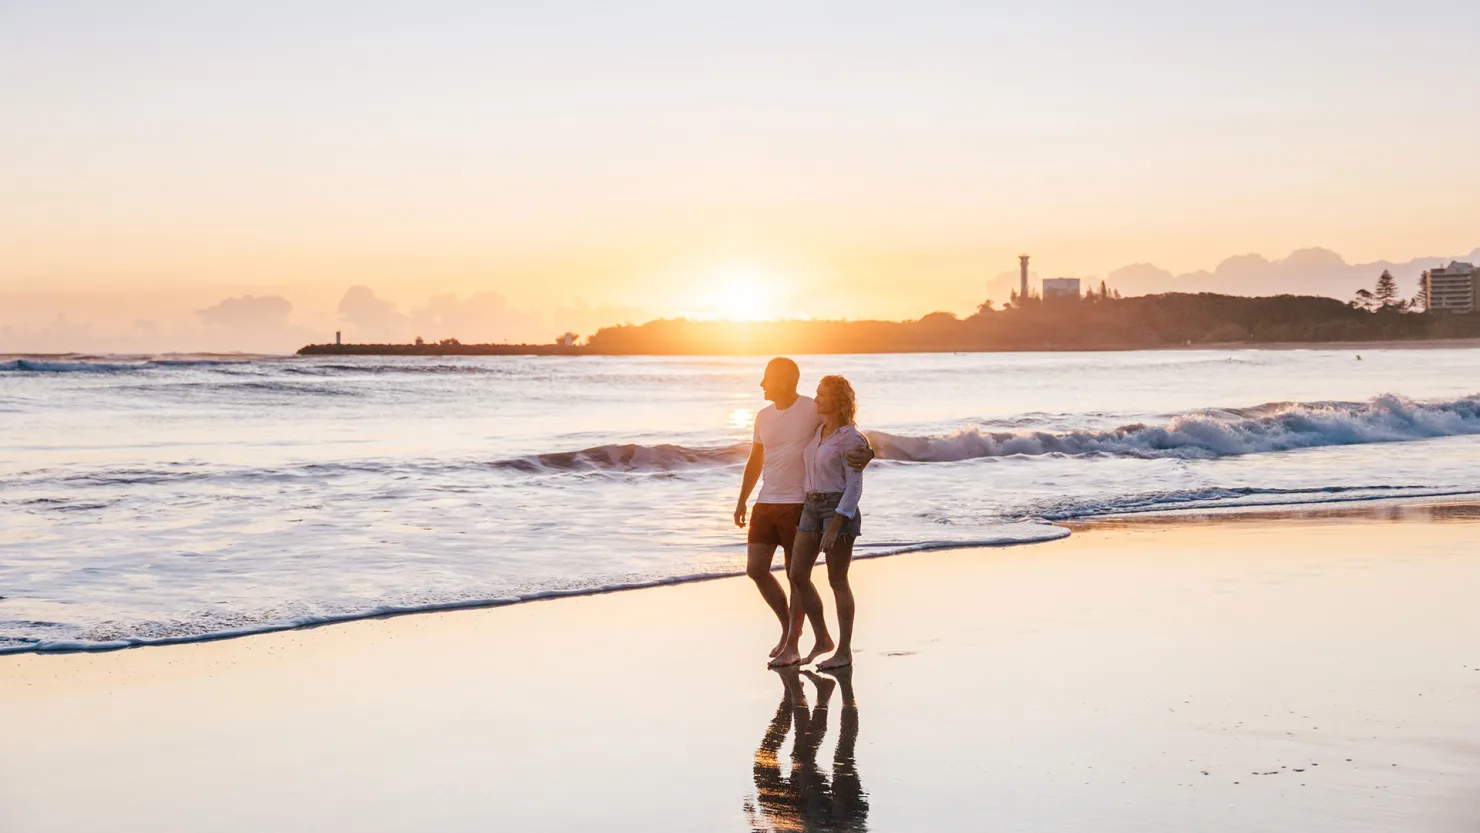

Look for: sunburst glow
[687,266,789,322]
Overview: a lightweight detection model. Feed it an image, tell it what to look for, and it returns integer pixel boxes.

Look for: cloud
[1104,263,1175,296]
[334,287,554,344]
[0,314,95,353]
[337,286,412,342]
[409,292,547,344]
[5,246,1479,353]
[1106,247,1463,300]
[197,295,293,333]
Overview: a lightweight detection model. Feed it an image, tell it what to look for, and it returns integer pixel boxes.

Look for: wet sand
[4,505,1480,832]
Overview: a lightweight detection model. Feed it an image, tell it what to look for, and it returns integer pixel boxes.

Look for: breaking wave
[489,442,747,473]
[468,393,1480,472]
[0,357,266,373]
[11,394,1476,488]
[1,359,147,373]
[869,394,1480,462]
[0,357,518,376]
[385,393,1480,473]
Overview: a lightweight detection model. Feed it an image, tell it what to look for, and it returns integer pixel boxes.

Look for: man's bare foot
[801,635,835,665]
[817,649,852,670]
[768,647,803,667]
[768,634,788,659]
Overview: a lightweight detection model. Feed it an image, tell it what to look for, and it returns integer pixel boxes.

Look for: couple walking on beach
[735,357,873,669]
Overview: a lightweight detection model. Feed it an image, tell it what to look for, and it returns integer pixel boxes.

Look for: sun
[715,279,775,321]
[691,266,788,322]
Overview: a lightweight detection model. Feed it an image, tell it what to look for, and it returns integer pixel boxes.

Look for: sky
[2,1,1478,352]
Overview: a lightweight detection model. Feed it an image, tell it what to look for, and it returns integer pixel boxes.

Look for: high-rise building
[1019,255,1030,300]
[1424,262,1477,313]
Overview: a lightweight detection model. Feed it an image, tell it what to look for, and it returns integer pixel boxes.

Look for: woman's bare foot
[768,646,804,667]
[768,634,788,659]
[802,635,835,665]
[817,648,852,670]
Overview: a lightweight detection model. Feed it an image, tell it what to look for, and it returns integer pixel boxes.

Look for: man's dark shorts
[748,502,804,552]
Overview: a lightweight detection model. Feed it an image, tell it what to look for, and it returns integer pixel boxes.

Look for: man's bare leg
[778,538,810,660]
[746,542,790,657]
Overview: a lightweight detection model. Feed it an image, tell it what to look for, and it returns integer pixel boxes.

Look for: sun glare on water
[729,407,755,431]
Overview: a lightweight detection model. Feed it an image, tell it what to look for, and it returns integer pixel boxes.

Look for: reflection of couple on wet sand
[735,357,873,669]
[745,666,868,833]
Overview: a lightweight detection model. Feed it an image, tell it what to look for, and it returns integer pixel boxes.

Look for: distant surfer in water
[735,358,872,666]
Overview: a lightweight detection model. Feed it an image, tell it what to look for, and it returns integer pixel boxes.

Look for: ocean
[4,349,1480,653]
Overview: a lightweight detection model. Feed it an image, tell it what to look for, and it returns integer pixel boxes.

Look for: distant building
[1424,262,1478,313]
[1042,278,1081,300]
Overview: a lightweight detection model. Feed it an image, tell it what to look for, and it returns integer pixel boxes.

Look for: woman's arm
[821,512,847,553]
[836,433,865,519]
[845,434,874,471]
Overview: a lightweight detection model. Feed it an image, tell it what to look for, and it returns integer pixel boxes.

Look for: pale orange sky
[2,2,1478,351]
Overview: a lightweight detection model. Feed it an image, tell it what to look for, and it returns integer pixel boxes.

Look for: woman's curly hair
[818,374,857,424]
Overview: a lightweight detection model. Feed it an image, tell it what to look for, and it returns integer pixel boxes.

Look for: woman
[770,375,865,670]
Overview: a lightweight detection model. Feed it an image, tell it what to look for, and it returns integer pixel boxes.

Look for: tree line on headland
[301,280,1480,356]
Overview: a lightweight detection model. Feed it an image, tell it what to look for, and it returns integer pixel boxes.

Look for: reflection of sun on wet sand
[746,666,868,832]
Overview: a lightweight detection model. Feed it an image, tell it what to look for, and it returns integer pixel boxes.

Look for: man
[735,357,871,664]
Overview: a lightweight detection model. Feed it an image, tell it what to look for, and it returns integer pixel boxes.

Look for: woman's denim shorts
[798,491,862,539]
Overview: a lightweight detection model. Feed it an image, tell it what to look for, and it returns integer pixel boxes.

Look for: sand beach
[4,504,1479,832]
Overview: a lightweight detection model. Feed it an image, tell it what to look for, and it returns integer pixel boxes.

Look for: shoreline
[0,523,1070,657]
[6,497,1479,659]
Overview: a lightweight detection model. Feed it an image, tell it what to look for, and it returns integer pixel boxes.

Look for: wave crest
[489,443,748,473]
[868,394,1480,462]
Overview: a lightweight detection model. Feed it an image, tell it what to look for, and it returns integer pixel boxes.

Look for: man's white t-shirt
[752,395,820,504]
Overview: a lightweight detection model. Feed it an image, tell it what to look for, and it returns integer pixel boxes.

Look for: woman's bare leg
[770,531,832,667]
[817,536,856,669]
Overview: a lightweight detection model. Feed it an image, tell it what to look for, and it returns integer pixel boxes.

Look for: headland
[299,292,1480,356]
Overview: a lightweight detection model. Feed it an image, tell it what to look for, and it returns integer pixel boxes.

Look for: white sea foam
[1032,485,1480,520]
[869,394,1480,462]
[0,521,1068,654]
[0,358,147,373]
